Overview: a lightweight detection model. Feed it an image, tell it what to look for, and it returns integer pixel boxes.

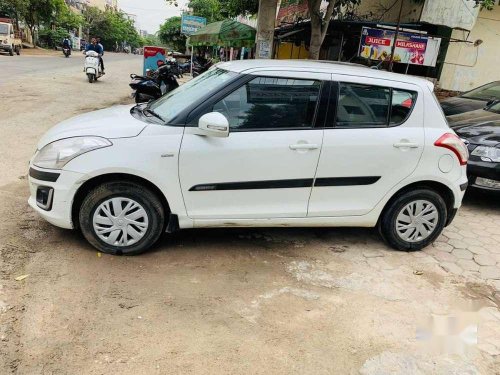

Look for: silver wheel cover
[92,197,149,247]
[395,199,439,243]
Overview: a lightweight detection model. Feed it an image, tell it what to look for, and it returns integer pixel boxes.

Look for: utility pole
[388,0,404,72]
[255,0,278,59]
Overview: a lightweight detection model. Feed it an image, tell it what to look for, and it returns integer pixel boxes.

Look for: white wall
[439,6,500,91]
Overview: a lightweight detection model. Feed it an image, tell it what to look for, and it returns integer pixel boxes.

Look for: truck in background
[0,18,22,56]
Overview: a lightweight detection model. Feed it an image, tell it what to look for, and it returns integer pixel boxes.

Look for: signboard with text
[181,15,207,35]
[359,27,440,67]
[143,46,166,75]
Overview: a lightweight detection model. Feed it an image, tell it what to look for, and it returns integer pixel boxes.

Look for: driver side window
[213,77,321,131]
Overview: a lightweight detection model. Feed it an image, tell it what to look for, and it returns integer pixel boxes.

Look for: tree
[82,7,141,49]
[219,0,258,17]
[307,0,360,59]
[54,1,83,31]
[165,0,258,21]
[158,16,186,52]
[20,0,61,45]
[141,34,160,47]
[187,0,223,23]
[0,0,26,28]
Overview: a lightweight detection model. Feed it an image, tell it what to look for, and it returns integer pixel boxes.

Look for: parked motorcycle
[129,63,179,103]
[179,60,191,74]
[192,59,213,77]
[84,50,103,83]
[63,47,71,58]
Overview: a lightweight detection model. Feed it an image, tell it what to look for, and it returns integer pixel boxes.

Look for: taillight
[434,133,468,165]
[401,98,413,108]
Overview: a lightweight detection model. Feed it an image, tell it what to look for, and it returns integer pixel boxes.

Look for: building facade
[65,0,118,12]
[274,0,499,91]
[439,4,500,91]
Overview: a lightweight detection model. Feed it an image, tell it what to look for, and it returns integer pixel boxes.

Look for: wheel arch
[72,173,171,229]
[378,180,455,226]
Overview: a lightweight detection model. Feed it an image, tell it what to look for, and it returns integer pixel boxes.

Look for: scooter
[62,47,71,58]
[129,64,179,103]
[84,50,103,83]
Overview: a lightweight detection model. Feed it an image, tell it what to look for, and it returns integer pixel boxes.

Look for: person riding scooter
[62,36,72,57]
[85,38,104,74]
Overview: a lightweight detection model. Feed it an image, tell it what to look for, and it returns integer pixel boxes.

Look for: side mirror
[196,112,229,137]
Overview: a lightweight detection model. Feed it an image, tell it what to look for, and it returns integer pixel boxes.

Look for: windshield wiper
[143,107,165,122]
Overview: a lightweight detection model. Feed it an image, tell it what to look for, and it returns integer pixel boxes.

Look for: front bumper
[467,159,500,190]
[0,44,12,51]
[28,166,86,229]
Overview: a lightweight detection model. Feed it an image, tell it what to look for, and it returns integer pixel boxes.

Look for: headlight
[471,146,500,163]
[33,136,112,169]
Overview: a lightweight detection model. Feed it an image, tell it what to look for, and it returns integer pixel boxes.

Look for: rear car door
[179,71,330,219]
[308,75,425,217]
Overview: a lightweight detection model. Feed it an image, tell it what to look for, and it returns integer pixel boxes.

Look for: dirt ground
[0,53,499,375]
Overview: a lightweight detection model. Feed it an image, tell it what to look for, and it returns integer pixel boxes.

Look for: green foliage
[187,0,223,23]
[0,0,25,20]
[141,34,161,47]
[218,0,258,18]
[480,0,495,10]
[83,6,142,49]
[54,1,83,30]
[165,0,258,21]
[158,16,186,52]
[38,26,68,48]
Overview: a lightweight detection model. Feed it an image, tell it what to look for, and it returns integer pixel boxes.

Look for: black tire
[378,189,447,251]
[87,73,94,83]
[9,48,13,56]
[79,181,166,255]
[15,46,20,55]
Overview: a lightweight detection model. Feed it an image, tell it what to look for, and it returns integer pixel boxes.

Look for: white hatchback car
[28,60,469,255]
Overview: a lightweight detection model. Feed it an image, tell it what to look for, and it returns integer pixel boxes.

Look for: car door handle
[289,144,319,150]
[393,142,419,149]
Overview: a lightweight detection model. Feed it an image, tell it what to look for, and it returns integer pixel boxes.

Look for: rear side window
[212,77,321,131]
[390,89,417,125]
[334,82,417,128]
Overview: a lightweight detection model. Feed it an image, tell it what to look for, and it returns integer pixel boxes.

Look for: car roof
[218,59,433,88]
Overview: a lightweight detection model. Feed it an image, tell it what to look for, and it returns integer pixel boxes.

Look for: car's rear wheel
[79,181,165,255]
[378,189,447,251]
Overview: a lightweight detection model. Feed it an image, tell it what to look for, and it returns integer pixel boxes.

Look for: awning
[189,20,256,48]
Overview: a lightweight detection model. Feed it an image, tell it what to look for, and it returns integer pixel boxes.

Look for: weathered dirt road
[0,52,499,374]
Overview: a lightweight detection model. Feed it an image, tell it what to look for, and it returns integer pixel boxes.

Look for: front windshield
[0,24,9,35]
[462,82,500,101]
[486,102,500,114]
[149,67,237,123]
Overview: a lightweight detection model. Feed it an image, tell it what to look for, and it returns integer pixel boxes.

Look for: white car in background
[28,60,469,255]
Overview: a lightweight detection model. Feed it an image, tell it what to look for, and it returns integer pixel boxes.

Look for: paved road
[0,52,142,81]
[0,53,499,374]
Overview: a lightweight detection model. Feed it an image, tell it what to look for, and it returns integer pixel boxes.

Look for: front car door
[308,75,425,217]
[179,71,330,219]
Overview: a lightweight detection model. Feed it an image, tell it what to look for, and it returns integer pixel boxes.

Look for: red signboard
[365,37,391,46]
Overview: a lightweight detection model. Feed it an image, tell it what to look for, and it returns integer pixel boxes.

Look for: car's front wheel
[79,181,165,255]
[379,189,447,251]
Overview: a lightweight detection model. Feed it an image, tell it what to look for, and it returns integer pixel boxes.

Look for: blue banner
[181,15,207,35]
